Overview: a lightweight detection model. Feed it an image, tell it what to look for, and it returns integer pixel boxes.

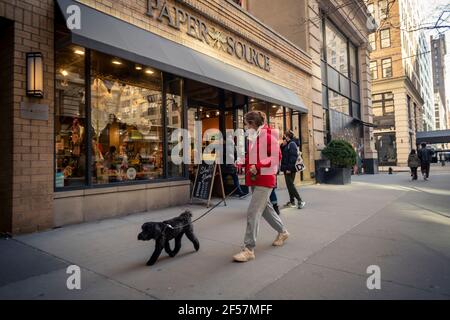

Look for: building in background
[369,0,428,168]
[418,31,435,132]
[244,0,378,174]
[434,92,448,130]
[431,34,448,130]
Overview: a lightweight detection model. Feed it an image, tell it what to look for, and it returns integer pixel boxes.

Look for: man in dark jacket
[418,143,434,180]
[280,131,305,209]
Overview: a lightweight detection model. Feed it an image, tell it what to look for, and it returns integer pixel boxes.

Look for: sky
[423,0,450,106]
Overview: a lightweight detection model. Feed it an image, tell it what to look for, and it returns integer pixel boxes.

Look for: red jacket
[245,124,281,189]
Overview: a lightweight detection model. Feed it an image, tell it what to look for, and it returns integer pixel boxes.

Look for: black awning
[56,0,308,113]
[416,130,450,144]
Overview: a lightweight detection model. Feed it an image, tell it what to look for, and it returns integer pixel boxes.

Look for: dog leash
[163,187,239,231]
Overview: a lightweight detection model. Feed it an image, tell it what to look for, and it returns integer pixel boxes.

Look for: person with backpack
[281,130,306,210]
[407,149,420,181]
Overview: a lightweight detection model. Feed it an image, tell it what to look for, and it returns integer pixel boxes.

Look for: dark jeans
[270,189,277,205]
[421,163,430,178]
[223,172,245,196]
[284,171,302,203]
[410,167,418,180]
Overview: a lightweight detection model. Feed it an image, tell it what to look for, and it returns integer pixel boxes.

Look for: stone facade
[246,0,377,170]
[370,0,425,168]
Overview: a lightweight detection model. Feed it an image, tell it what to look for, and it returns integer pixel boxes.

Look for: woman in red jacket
[233,111,290,263]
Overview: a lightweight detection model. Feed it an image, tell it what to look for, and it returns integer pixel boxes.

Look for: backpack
[294,146,305,172]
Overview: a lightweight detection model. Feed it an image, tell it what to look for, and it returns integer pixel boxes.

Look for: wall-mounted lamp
[26,52,44,98]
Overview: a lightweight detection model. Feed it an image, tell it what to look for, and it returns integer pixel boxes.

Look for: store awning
[416,130,450,145]
[56,0,308,113]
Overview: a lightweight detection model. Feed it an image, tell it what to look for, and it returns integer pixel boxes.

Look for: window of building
[329,90,350,115]
[375,133,397,166]
[91,51,164,184]
[380,28,391,48]
[379,0,389,20]
[55,45,87,188]
[372,92,395,130]
[370,61,378,80]
[321,19,360,119]
[382,58,392,78]
[369,33,376,51]
[325,22,348,76]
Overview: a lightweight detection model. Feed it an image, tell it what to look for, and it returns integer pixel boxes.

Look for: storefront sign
[146,0,271,72]
[20,102,49,121]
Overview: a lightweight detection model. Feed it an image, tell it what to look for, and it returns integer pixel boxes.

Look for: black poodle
[138,210,200,266]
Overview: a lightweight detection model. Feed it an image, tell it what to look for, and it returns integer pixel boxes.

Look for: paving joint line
[10,238,160,300]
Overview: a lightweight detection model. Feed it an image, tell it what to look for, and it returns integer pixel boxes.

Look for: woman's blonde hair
[244,110,266,127]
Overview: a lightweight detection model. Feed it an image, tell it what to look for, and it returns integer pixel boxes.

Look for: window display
[91,51,164,184]
[55,45,86,188]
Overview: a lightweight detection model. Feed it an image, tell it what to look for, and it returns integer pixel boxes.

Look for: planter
[324,167,352,185]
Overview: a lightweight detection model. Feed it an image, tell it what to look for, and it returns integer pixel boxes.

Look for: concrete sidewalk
[1,166,450,300]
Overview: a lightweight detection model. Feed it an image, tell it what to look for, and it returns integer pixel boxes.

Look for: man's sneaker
[233,248,255,262]
[284,202,296,208]
[239,193,249,199]
[298,201,306,209]
[272,231,290,246]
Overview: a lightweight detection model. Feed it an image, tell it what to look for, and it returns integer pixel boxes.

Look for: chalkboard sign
[191,161,226,207]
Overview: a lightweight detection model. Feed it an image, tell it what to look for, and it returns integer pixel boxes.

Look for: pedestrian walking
[233,111,289,263]
[407,149,420,181]
[418,143,434,181]
[280,130,305,209]
[221,163,248,198]
[270,188,281,215]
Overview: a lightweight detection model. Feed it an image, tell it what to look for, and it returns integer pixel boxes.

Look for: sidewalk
[1,166,450,300]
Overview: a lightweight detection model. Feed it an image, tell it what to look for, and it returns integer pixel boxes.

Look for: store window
[91,50,164,184]
[382,58,392,78]
[166,76,184,178]
[269,105,284,143]
[55,45,87,188]
[380,29,391,48]
[376,133,397,166]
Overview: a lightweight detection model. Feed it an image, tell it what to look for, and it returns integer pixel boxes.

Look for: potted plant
[321,140,357,185]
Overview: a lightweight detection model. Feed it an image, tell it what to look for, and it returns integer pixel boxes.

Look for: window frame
[54,47,189,192]
[370,61,378,80]
[381,58,392,78]
[380,28,391,48]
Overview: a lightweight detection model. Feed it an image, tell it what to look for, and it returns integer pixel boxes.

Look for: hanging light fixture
[26,52,44,98]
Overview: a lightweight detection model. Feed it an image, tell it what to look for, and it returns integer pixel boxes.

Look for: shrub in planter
[321,140,357,185]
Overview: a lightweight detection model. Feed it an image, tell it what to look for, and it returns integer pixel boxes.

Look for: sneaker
[272,231,290,246]
[298,201,306,209]
[233,247,255,262]
[284,202,296,208]
[239,193,249,199]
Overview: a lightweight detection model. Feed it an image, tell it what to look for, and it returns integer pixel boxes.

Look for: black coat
[280,139,299,172]
[418,148,434,164]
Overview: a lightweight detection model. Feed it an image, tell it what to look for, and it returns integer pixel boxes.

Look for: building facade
[1,0,319,234]
[431,34,448,130]
[369,0,427,168]
[244,0,378,175]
